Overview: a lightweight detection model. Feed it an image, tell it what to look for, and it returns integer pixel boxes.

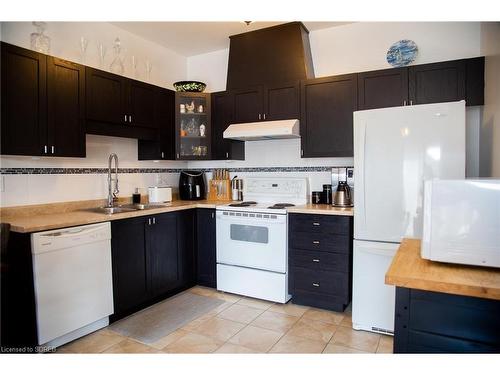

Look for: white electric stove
[216,177,308,303]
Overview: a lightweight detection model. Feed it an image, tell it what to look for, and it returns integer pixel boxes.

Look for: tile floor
[57,286,393,354]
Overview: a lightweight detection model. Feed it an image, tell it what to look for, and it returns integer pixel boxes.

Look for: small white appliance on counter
[31,222,114,347]
[216,176,308,303]
[148,186,172,203]
[352,101,466,335]
[421,179,500,268]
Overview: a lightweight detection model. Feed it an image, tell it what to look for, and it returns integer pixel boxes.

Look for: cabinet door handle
[403,100,407,106]
[312,283,320,287]
[211,212,215,219]
[301,149,304,157]
[161,151,165,159]
[124,114,127,122]
[152,217,156,225]
[51,146,55,154]
[44,145,48,154]
[176,153,180,159]
[258,113,261,120]
[128,115,132,123]
[148,218,151,226]
[312,259,320,263]
[312,222,320,226]
[263,113,266,120]
[409,100,413,105]
[312,240,320,244]
[226,152,229,159]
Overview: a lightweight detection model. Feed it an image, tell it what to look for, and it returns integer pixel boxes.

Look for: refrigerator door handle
[358,122,367,229]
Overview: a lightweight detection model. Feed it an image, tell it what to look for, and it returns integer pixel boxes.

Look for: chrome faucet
[107,153,119,207]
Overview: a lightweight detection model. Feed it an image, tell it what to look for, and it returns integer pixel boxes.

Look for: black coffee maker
[179,170,206,200]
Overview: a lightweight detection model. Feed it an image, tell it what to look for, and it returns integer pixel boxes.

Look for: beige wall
[480,22,500,177]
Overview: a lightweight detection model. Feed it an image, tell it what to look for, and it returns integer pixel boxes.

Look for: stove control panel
[244,177,308,202]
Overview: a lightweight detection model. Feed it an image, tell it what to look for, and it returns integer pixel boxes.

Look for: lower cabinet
[196,208,216,288]
[111,210,195,318]
[288,214,353,312]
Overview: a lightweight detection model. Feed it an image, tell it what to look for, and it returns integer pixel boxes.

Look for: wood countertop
[385,238,500,301]
[288,204,353,216]
[1,200,352,233]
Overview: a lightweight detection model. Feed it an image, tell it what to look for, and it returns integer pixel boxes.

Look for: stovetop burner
[267,203,296,209]
[228,201,257,207]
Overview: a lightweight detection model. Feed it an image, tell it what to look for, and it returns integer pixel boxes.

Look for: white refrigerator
[352,101,466,335]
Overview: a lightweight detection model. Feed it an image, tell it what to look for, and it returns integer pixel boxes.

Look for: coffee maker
[331,167,354,207]
[179,170,206,200]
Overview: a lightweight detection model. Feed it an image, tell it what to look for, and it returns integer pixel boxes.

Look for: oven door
[216,210,287,273]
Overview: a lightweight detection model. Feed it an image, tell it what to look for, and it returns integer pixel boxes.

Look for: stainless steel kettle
[333,181,353,207]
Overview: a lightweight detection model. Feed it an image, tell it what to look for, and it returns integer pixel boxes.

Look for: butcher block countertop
[385,238,500,301]
[287,204,353,216]
[1,200,352,233]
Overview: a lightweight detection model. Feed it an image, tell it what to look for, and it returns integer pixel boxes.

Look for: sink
[88,203,168,215]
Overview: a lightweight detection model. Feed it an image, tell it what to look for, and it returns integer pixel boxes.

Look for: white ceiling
[111,22,352,57]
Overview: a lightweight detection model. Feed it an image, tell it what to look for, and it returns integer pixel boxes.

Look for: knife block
[208,179,231,201]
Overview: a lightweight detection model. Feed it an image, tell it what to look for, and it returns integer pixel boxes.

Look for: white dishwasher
[31,222,114,347]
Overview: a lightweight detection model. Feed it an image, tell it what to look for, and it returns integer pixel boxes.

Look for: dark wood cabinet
[138,88,176,160]
[196,209,217,288]
[146,213,179,295]
[1,43,85,157]
[128,80,157,128]
[409,59,466,105]
[177,209,196,287]
[233,86,264,123]
[358,67,408,110]
[47,56,86,157]
[289,213,353,312]
[264,81,300,120]
[300,74,358,158]
[394,287,500,353]
[211,91,245,160]
[111,216,149,314]
[465,57,485,106]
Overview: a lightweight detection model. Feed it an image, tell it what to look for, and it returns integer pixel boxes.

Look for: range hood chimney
[224,119,300,141]
[226,22,315,90]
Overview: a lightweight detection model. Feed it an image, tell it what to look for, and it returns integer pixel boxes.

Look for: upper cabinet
[232,82,300,124]
[175,92,211,160]
[1,42,85,157]
[211,91,245,160]
[138,88,176,161]
[300,74,358,158]
[85,67,157,140]
[358,67,408,110]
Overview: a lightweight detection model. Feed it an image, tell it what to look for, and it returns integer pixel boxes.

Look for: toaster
[148,186,172,203]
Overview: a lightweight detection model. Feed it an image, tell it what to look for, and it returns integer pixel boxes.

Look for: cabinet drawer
[289,214,351,235]
[290,248,349,273]
[291,266,348,298]
[290,231,350,253]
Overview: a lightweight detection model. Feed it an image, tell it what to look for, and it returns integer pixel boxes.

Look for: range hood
[223,119,300,141]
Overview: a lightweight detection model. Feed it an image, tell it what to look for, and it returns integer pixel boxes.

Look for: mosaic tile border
[0,166,352,175]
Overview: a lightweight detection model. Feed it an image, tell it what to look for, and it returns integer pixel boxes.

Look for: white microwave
[421,179,500,268]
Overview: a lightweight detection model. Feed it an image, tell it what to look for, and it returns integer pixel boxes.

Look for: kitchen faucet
[107,153,119,207]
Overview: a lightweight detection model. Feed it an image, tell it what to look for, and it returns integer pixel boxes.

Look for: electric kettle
[333,181,353,207]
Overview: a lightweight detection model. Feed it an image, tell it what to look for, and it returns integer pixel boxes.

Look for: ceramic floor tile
[163,332,223,353]
[103,339,159,353]
[228,325,283,352]
[212,291,243,303]
[287,317,338,343]
[237,297,275,310]
[323,343,370,354]
[215,342,262,354]
[268,302,309,317]
[339,314,352,328]
[208,301,235,315]
[269,333,327,353]
[58,328,126,353]
[189,286,216,298]
[302,308,345,325]
[376,335,394,353]
[217,303,265,324]
[148,329,190,350]
[250,310,300,333]
[189,317,246,341]
[182,311,219,332]
[331,326,381,353]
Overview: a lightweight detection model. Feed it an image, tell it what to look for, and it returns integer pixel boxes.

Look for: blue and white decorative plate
[386,40,418,67]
